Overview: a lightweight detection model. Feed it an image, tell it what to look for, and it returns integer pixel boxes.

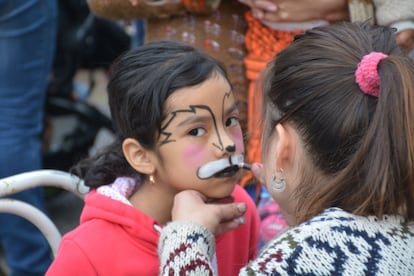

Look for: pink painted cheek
[182,144,208,168]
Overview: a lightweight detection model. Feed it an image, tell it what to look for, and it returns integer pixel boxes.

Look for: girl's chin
[204,185,236,202]
[197,177,238,200]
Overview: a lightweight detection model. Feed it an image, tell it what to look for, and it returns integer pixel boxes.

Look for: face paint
[183,144,205,168]
[153,75,247,199]
[197,154,250,179]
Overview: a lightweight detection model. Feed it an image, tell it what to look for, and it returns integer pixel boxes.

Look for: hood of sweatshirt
[80,190,161,250]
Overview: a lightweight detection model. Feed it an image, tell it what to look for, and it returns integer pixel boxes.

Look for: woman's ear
[275,123,293,169]
[122,138,155,175]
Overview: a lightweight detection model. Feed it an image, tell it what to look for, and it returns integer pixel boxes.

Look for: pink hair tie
[355,52,388,97]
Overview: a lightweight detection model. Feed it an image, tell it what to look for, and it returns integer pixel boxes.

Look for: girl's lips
[213,165,240,178]
[197,154,249,179]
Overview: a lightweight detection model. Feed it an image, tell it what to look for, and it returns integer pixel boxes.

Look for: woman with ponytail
[159,22,414,275]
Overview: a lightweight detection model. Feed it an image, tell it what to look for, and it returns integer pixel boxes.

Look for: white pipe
[0,169,89,199]
[0,199,62,257]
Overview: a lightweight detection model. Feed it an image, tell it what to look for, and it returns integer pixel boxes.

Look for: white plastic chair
[0,170,89,257]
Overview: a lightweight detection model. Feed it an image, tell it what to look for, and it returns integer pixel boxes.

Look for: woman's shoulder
[285,207,413,244]
[256,208,360,253]
[243,207,414,275]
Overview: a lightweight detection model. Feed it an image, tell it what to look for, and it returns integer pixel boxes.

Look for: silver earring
[270,169,286,193]
[149,175,155,185]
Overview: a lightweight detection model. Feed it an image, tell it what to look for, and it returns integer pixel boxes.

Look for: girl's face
[153,73,245,199]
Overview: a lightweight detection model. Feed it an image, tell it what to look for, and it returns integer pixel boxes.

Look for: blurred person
[243,0,414,53]
[0,0,57,275]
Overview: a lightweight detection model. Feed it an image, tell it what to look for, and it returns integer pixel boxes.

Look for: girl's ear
[275,123,293,170]
[122,138,155,175]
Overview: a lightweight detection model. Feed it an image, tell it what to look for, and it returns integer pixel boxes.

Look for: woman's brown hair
[262,22,414,223]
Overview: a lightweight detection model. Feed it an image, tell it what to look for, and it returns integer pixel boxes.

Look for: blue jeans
[132,19,145,48]
[0,0,57,275]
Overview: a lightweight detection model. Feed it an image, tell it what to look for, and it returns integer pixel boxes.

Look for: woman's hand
[251,162,265,185]
[238,0,349,23]
[171,190,247,236]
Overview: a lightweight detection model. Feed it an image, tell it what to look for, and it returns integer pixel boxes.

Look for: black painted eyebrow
[175,100,238,128]
[176,113,210,128]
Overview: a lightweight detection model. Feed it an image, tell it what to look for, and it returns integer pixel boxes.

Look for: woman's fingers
[239,0,277,20]
[251,8,265,20]
[251,0,277,12]
[240,0,348,23]
[171,190,247,235]
[171,190,208,221]
[128,0,139,6]
[251,162,265,184]
[214,215,246,236]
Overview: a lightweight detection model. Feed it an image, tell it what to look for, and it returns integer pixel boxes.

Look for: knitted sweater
[159,207,414,275]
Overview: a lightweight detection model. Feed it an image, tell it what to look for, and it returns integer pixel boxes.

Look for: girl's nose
[225,144,236,153]
[212,125,237,157]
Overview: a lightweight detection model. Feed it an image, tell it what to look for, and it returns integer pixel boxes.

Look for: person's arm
[158,190,247,275]
[159,221,216,275]
[238,0,349,23]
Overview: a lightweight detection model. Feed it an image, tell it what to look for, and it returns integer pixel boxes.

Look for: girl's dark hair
[262,22,414,221]
[71,40,228,187]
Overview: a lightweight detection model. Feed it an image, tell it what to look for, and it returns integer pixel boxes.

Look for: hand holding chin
[171,190,247,236]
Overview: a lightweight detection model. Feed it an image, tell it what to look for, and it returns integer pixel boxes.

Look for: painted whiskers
[197,154,251,179]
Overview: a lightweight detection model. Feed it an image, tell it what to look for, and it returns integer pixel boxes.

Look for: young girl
[46,40,260,275]
[158,22,414,275]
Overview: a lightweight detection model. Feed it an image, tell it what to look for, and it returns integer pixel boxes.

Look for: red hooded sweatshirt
[46,184,260,275]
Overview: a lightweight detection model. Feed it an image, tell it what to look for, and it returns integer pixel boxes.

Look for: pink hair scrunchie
[355,52,388,97]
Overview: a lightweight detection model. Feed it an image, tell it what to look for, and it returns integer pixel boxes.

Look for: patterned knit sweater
[159,207,414,275]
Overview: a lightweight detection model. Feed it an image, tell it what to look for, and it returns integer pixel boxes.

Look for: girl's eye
[226,116,240,128]
[188,127,206,137]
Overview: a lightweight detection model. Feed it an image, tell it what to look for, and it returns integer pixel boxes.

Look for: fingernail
[237,203,246,213]
[234,216,246,225]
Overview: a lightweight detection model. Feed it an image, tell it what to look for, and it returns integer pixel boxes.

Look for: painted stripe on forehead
[159,89,235,149]
[159,105,221,147]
